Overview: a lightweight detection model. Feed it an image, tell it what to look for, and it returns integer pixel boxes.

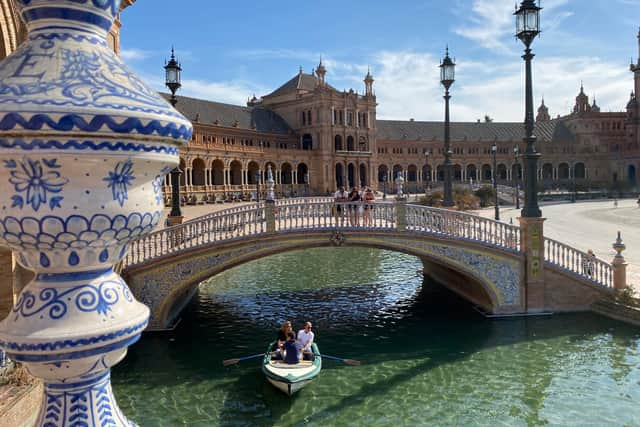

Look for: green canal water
[112,248,640,426]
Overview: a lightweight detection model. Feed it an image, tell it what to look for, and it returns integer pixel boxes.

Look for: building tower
[316,58,326,87]
[573,83,591,115]
[364,67,374,96]
[536,97,550,122]
[631,27,640,98]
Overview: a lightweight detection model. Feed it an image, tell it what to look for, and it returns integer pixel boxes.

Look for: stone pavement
[474,199,640,288]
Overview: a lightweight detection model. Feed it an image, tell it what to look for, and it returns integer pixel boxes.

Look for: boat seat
[268,360,314,368]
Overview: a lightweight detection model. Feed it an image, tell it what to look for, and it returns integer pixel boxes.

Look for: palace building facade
[165,31,640,201]
[1,5,638,201]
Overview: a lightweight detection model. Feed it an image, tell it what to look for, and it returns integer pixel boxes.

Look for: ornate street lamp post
[305,172,310,197]
[492,143,500,221]
[440,47,456,207]
[255,171,260,202]
[383,173,387,200]
[165,48,184,224]
[513,145,520,209]
[424,149,431,195]
[571,164,576,203]
[515,0,542,217]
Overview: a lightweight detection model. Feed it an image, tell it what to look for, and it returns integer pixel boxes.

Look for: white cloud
[453,0,515,53]
[120,48,153,62]
[453,0,574,53]
[359,50,632,122]
[180,78,270,106]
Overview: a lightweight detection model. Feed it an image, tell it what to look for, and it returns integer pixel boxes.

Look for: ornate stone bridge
[121,198,618,330]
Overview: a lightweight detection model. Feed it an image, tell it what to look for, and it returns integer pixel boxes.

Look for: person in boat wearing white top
[297,322,315,360]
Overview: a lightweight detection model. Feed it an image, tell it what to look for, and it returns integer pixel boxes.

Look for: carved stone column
[0,1,192,426]
[518,217,546,312]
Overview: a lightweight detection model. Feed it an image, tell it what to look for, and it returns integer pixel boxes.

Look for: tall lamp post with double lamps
[440,47,456,207]
[513,145,520,209]
[492,143,500,221]
[165,48,184,225]
[515,0,542,218]
[424,149,430,195]
[382,173,387,200]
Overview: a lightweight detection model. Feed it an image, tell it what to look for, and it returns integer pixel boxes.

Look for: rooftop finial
[171,46,175,60]
[299,65,303,74]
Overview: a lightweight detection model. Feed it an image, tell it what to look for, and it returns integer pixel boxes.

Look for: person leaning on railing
[334,186,348,225]
[347,187,361,226]
[363,187,375,226]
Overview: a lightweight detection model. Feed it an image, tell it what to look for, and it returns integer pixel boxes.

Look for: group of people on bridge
[334,186,377,226]
[273,321,315,364]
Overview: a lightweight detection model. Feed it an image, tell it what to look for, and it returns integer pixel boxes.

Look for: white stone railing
[126,206,266,266]
[405,204,521,250]
[183,202,265,224]
[124,198,526,269]
[274,201,397,230]
[544,237,613,288]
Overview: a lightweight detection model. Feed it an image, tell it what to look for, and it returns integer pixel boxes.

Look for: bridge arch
[125,231,517,330]
[122,199,614,331]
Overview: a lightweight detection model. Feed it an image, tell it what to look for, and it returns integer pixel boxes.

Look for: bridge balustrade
[544,238,613,288]
[275,201,396,230]
[405,204,521,251]
[124,199,615,293]
[126,206,266,266]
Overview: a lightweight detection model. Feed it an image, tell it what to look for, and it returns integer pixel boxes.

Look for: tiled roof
[161,93,292,134]
[263,72,338,98]
[376,119,574,143]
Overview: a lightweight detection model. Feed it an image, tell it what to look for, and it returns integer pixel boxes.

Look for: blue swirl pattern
[13,279,132,321]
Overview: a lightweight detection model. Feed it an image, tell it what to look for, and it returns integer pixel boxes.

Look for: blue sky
[121,0,640,122]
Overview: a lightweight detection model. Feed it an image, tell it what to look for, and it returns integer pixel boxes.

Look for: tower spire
[316,56,326,87]
[364,66,374,96]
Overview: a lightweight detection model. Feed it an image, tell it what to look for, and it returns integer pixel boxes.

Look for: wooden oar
[222,353,265,366]
[320,354,361,366]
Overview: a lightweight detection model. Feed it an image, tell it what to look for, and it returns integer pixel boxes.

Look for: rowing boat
[262,341,322,396]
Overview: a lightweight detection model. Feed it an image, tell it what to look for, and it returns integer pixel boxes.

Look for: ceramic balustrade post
[612,231,628,291]
[0,2,192,426]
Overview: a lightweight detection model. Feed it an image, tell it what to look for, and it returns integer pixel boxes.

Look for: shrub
[418,190,443,207]
[615,286,640,308]
[454,187,480,210]
[474,185,496,207]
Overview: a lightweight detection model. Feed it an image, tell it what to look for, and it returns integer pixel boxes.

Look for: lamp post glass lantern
[492,143,500,221]
[165,47,182,106]
[515,0,542,218]
[440,47,455,207]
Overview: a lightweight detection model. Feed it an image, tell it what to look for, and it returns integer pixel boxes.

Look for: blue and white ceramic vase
[0,1,191,426]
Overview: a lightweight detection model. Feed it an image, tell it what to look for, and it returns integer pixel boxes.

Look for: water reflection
[113,248,640,426]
